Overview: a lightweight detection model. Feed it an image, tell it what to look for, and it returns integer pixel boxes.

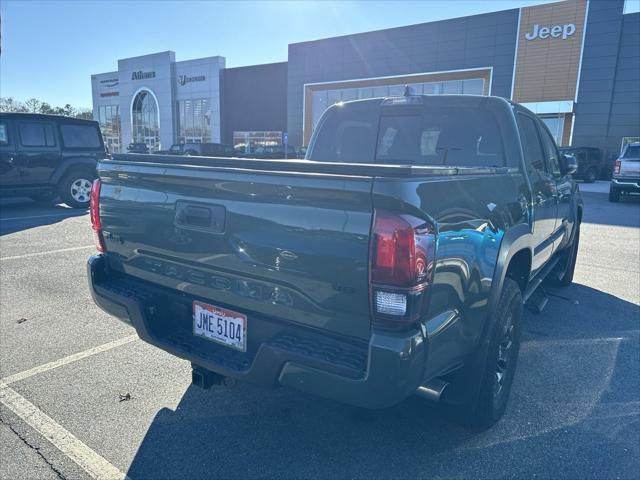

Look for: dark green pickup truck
[88,95,582,428]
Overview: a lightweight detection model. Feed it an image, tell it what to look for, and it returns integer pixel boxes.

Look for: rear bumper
[611,177,640,193]
[88,254,426,408]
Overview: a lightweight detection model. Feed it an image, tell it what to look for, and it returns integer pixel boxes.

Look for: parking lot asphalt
[1,191,639,480]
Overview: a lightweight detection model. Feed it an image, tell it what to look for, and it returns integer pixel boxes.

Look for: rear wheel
[445,278,523,430]
[609,187,621,203]
[59,168,95,209]
[583,168,597,183]
[471,278,523,429]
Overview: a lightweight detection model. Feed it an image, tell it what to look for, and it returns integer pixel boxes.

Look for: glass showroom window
[97,105,121,153]
[309,77,485,132]
[131,90,160,151]
[539,114,564,145]
[233,131,282,154]
[176,98,211,143]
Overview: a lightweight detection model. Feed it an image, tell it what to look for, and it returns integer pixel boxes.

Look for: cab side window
[0,122,9,145]
[516,113,546,176]
[18,122,56,147]
[59,124,102,149]
[538,122,562,177]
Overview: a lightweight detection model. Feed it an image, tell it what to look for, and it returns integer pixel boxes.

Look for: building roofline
[288,5,522,48]
[223,61,287,72]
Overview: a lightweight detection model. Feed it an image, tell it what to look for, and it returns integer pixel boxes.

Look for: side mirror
[562,154,578,175]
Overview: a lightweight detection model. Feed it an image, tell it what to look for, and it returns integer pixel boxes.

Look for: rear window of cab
[622,145,640,159]
[308,102,506,168]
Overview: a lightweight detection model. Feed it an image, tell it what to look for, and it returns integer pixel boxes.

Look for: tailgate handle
[175,202,225,232]
[183,206,211,227]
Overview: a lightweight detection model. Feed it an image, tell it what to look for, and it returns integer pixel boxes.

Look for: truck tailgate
[98,160,374,340]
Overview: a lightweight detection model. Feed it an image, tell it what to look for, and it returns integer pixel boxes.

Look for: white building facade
[91,51,225,152]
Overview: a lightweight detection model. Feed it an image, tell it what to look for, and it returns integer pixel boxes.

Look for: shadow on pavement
[127,283,639,479]
[0,198,87,236]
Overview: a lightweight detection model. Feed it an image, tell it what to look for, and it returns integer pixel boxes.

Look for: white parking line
[1,335,138,385]
[0,383,131,480]
[0,212,86,222]
[0,334,139,479]
[0,245,95,261]
[0,335,138,478]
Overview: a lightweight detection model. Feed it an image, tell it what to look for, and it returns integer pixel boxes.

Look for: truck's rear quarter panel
[372,172,529,377]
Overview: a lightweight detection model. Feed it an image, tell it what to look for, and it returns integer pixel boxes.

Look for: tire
[548,222,580,287]
[58,168,95,209]
[448,278,523,430]
[583,168,597,183]
[609,187,621,203]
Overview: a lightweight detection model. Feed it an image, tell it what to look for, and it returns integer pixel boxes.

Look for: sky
[0,0,562,109]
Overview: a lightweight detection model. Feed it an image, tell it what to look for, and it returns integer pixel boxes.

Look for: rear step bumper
[88,254,426,409]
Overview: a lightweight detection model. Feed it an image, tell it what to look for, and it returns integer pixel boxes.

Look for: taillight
[369,209,436,329]
[90,179,106,253]
[614,159,621,175]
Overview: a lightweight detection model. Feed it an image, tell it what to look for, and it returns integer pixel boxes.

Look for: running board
[415,379,449,402]
[525,287,548,314]
[522,255,560,304]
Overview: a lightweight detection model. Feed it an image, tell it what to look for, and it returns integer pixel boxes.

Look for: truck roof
[333,94,512,110]
[0,112,98,124]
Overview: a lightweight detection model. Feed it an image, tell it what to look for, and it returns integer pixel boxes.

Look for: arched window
[131,90,159,151]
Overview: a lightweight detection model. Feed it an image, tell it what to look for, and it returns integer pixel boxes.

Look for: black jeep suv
[0,113,107,208]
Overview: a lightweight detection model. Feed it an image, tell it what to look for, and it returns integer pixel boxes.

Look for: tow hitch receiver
[191,364,225,389]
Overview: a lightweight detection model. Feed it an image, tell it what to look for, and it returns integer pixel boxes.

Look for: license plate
[193,301,246,352]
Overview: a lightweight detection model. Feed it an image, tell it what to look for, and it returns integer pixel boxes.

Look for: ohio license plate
[193,301,246,352]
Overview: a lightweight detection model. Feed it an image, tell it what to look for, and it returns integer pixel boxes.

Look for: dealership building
[91,0,639,159]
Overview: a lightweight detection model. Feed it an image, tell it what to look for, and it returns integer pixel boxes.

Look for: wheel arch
[486,223,533,343]
[51,158,97,184]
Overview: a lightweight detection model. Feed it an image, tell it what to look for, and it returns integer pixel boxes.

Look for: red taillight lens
[90,179,105,252]
[372,213,416,285]
[370,209,435,329]
[614,159,621,175]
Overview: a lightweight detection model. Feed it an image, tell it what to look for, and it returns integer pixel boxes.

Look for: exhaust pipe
[415,378,449,402]
[191,364,224,390]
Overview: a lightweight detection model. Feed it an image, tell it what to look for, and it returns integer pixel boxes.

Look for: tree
[61,104,76,117]
[0,97,92,119]
[24,98,41,113]
[38,102,53,114]
[0,97,28,112]
[76,109,93,120]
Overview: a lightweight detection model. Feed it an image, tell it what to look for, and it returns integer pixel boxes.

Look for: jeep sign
[525,23,576,41]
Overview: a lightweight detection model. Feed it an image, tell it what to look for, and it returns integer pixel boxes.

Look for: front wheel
[549,222,580,286]
[30,192,57,205]
[58,169,95,209]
